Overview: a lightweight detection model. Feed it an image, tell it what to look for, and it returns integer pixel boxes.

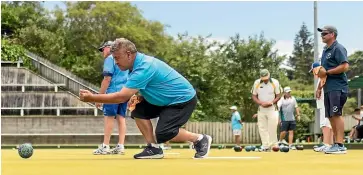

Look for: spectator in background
[349,108,362,139]
[310,62,334,152]
[230,106,243,146]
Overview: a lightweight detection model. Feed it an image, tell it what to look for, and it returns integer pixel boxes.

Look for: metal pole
[313,1,320,142]
[358,88,362,108]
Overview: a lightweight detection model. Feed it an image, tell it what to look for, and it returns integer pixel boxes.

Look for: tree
[2,1,173,85]
[1,1,49,37]
[161,33,229,121]
[347,50,363,78]
[217,33,287,121]
[288,23,314,85]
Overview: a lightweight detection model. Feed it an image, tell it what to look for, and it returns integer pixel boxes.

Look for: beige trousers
[257,110,279,148]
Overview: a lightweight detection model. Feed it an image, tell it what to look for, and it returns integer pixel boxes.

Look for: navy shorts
[103,102,128,117]
[324,90,347,118]
[280,121,296,132]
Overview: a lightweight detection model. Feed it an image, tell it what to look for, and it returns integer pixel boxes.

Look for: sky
[43,1,363,57]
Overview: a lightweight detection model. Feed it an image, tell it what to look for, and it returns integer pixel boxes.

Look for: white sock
[102,143,109,148]
[117,144,124,149]
[197,135,204,141]
[151,143,160,148]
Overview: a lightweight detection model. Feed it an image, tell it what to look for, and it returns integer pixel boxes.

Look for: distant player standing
[230,106,243,146]
[310,62,334,152]
[93,41,129,155]
[251,69,281,151]
[277,87,300,149]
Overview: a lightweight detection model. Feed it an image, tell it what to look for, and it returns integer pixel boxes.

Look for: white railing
[2,52,103,115]
[1,106,99,116]
[0,133,142,136]
[1,60,23,68]
[1,83,66,92]
[24,51,100,95]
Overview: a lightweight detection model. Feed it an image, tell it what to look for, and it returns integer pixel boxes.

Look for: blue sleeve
[335,46,349,65]
[103,56,114,77]
[235,113,241,121]
[125,62,156,90]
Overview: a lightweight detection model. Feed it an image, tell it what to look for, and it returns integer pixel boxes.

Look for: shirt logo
[326,53,332,59]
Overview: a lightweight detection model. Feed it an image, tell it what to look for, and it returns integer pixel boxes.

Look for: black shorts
[280,121,296,132]
[356,125,363,139]
[131,96,197,143]
[324,90,347,118]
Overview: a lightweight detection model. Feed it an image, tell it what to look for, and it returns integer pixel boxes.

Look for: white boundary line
[164,153,180,155]
[193,156,261,160]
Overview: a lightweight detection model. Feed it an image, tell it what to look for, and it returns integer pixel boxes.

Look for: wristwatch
[326,71,330,76]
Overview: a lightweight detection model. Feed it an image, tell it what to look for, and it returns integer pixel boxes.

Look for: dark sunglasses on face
[321,32,331,36]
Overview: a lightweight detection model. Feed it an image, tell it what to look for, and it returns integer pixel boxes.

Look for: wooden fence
[185,122,260,144]
[186,115,359,144]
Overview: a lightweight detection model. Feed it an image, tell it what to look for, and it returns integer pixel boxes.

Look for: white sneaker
[164,146,172,150]
[289,145,296,150]
[314,144,329,153]
[160,144,171,150]
[258,146,270,152]
[278,140,288,146]
[93,144,110,155]
[110,144,125,155]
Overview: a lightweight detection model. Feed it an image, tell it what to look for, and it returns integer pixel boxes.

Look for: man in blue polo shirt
[230,106,243,146]
[93,41,129,155]
[79,38,212,159]
[316,25,349,154]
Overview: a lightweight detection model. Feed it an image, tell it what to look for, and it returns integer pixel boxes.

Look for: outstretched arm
[80,87,138,104]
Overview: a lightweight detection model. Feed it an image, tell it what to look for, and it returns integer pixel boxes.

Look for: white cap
[284,86,292,93]
[230,106,237,110]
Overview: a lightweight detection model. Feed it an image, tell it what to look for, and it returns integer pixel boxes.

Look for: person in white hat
[311,62,334,152]
[251,69,282,151]
[230,106,243,146]
[93,41,129,155]
[277,87,300,149]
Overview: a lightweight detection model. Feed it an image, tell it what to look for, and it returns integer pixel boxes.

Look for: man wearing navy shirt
[79,38,212,159]
[316,25,349,154]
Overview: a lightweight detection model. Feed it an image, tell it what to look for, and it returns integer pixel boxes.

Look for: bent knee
[155,128,179,143]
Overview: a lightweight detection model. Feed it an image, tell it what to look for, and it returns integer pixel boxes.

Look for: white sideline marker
[164,152,180,155]
[193,156,261,160]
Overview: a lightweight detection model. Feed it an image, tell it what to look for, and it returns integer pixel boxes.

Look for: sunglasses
[321,32,331,36]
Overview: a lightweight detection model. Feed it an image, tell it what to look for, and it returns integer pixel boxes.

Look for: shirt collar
[131,52,144,72]
[324,40,338,50]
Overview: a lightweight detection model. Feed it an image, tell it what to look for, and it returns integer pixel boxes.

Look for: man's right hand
[261,102,273,108]
[127,95,143,112]
[316,89,322,99]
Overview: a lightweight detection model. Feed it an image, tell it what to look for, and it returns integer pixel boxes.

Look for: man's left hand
[318,68,327,77]
[79,89,94,102]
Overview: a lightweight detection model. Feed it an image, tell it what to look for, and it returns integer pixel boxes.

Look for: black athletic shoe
[193,135,212,158]
[133,144,164,159]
